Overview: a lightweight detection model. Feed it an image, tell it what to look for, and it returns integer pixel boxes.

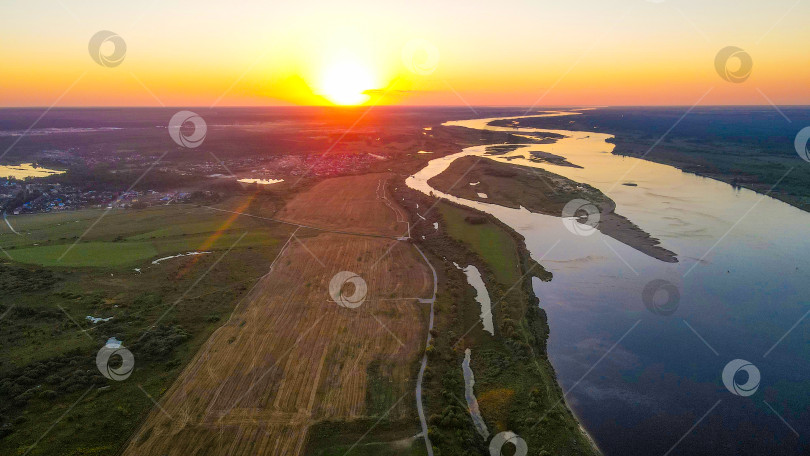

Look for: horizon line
[2,104,810,110]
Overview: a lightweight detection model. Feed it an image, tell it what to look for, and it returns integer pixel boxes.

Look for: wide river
[407,110,810,455]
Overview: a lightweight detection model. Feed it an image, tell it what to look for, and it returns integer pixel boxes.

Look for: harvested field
[124,175,432,456]
[277,173,409,237]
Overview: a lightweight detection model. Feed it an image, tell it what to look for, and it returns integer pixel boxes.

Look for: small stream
[462,348,489,439]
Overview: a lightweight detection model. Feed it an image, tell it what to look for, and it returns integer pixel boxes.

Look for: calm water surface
[407,110,810,455]
[0,163,65,179]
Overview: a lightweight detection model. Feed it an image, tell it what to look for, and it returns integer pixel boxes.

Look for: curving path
[412,244,437,456]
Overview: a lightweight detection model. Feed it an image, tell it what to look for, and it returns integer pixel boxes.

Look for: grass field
[0,196,296,456]
[306,420,428,456]
[8,242,158,267]
[0,205,282,267]
[437,203,520,285]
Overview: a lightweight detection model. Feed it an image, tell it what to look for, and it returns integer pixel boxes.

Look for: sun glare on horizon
[317,59,377,105]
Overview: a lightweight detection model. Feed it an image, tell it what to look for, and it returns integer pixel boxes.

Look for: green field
[0,205,281,268]
[9,242,158,267]
[306,419,428,456]
[0,199,295,456]
[438,203,520,285]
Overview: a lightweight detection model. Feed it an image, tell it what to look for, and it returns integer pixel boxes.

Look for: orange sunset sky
[2,0,808,107]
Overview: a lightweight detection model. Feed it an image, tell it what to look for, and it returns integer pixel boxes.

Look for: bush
[132,325,190,359]
[463,215,487,225]
[0,265,58,293]
[40,390,58,400]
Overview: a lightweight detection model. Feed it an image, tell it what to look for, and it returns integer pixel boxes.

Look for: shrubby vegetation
[0,264,58,293]
[133,325,190,359]
[394,184,596,456]
[0,202,285,455]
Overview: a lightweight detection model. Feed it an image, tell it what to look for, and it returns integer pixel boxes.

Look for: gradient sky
[2,0,808,107]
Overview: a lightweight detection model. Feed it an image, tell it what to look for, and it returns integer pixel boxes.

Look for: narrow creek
[462,348,489,439]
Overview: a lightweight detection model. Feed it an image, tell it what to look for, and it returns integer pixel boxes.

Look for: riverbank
[395,180,600,455]
[428,156,677,263]
[491,107,810,213]
[431,108,810,455]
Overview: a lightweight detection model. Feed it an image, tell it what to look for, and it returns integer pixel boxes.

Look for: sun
[318,59,376,105]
